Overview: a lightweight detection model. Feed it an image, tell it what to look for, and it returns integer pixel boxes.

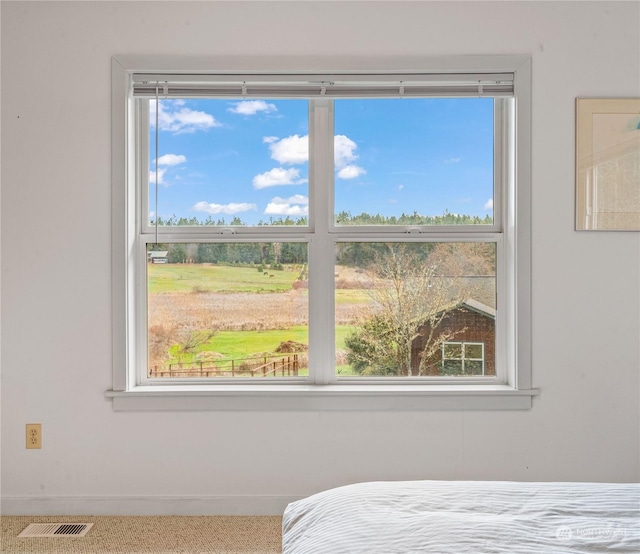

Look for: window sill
[105,385,539,411]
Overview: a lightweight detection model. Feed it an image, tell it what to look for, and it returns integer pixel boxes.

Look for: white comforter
[282,480,640,553]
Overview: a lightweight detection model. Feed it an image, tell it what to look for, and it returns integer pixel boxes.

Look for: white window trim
[108,55,537,411]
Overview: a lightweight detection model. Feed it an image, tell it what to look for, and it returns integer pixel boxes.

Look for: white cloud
[444,157,462,164]
[151,100,220,134]
[155,154,186,166]
[397,184,405,191]
[264,134,364,174]
[264,195,309,216]
[484,198,494,210]
[281,194,309,205]
[253,167,305,189]
[334,135,358,169]
[267,134,309,165]
[264,133,367,182]
[149,154,186,185]
[192,201,257,215]
[337,165,366,179]
[149,168,167,185]
[228,100,277,115]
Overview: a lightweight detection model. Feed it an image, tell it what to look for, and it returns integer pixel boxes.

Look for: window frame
[108,55,535,411]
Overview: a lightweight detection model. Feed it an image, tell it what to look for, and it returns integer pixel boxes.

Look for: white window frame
[107,55,536,411]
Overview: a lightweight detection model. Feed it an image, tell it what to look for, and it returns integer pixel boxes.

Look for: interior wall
[2,1,639,515]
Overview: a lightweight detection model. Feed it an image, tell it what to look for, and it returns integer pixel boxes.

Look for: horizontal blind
[132,72,514,98]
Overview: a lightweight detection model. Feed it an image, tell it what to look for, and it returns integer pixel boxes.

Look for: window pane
[465,360,484,375]
[465,343,483,359]
[147,243,308,378]
[148,99,309,227]
[334,98,494,226]
[443,343,462,359]
[443,360,464,374]
[337,242,496,377]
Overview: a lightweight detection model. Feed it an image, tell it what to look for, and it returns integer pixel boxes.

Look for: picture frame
[575,98,640,231]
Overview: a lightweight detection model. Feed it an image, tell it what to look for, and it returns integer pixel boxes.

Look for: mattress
[282,480,640,553]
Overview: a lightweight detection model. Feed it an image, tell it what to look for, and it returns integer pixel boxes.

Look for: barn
[147,251,169,264]
[411,299,496,376]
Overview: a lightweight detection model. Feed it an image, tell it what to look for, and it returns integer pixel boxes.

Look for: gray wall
[2,1,639,515]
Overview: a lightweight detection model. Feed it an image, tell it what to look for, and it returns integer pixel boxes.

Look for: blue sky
[148,97,494,225]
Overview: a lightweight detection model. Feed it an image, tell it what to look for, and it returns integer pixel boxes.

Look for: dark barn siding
[411,306,495,375]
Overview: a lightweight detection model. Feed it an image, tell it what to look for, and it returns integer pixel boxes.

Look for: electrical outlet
[26,424,42,449]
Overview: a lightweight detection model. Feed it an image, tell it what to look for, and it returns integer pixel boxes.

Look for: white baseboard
[1,495,301,516]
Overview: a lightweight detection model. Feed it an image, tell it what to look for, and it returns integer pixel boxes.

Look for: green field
[149,262,363,376]
[172,326,309,362]
[335,289,371,304]
[167,325,355,363]
[148,263,300,294]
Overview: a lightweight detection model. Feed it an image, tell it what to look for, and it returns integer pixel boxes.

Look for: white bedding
[282,480,640,553]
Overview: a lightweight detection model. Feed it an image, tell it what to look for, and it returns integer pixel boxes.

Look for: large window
[109,56,534,410]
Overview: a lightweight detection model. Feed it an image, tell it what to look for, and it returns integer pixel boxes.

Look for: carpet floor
[1,515,283,553]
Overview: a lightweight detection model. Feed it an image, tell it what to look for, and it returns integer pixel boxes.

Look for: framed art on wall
[576,98,640,231]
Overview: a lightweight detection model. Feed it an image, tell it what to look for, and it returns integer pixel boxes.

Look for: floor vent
[18,523,94,538]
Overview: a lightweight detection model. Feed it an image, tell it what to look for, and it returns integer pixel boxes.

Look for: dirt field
[148,288,369,333]
[149,289,305,332]
[148,265,374,333]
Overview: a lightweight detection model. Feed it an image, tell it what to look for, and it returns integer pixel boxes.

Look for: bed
[282,480,640,553]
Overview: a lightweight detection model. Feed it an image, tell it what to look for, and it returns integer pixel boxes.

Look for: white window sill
[105,385,539,411]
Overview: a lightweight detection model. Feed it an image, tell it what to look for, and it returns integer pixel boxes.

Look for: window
[109,56,534,410]
[442,342,485,376]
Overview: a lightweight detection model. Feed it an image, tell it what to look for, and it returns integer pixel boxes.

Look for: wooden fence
[149,354,300,378]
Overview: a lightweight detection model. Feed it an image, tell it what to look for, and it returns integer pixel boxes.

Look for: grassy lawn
[335,325,355,349]
[167,324,357,374]
[148,263,300,294]
[335,289,371,304]
[169,325,355,361]
[193,326,309,361]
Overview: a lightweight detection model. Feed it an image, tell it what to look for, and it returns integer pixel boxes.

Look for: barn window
[108,55,535,410]
[442,342,486,376]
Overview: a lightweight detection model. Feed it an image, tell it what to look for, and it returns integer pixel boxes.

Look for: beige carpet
[1,515,283,553]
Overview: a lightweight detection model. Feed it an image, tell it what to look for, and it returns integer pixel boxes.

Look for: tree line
[150,211,494,268]
[149,242,307,266]
[152,210,492,228]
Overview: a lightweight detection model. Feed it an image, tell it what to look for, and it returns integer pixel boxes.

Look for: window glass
[466,343,483,359]
[147,242,309,378]
[465,360,484,375]
[334,98,494,226]
[148,99,309,227]
[443,343,463,359]
[335,242,496,377]
[443,360,464,374]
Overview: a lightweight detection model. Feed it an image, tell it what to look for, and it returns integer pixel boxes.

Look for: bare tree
[148,324,178,371]
[177,329,218,354]
[345,243,474,376]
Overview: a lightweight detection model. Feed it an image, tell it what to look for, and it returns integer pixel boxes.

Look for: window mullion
[308,99,335,385]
